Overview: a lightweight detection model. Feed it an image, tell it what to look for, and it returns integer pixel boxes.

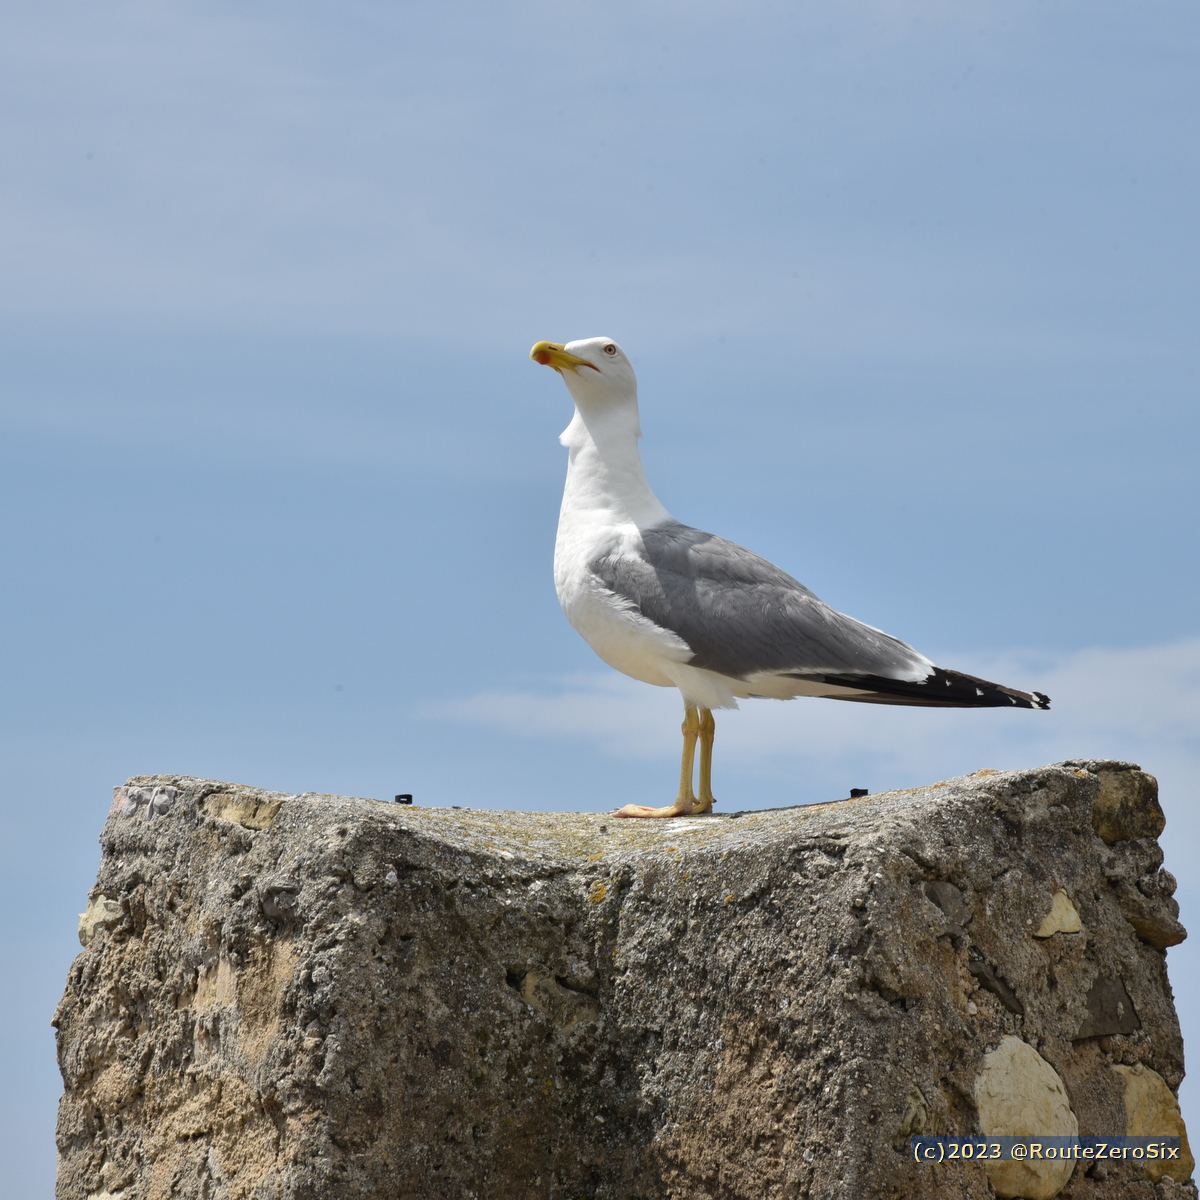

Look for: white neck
[558,398,673,530]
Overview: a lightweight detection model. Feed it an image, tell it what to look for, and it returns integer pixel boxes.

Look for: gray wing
[592,521,931,681]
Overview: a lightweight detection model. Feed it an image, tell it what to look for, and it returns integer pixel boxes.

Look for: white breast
[553,405,692,688]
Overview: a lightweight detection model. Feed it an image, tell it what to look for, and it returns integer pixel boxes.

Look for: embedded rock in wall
[975,1035,1079,1199]
[55,762,1194,1199]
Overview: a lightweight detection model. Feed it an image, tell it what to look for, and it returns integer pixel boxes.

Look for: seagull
[530,337,1049,819]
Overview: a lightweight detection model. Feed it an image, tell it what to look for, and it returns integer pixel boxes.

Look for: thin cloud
[424,639,1200,800]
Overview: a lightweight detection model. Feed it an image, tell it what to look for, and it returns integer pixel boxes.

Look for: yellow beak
[529,341,598,374]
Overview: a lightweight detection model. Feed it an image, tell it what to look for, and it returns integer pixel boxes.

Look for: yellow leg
[676,703,700,804]
[693,708,716,814]
[615,704,701,819]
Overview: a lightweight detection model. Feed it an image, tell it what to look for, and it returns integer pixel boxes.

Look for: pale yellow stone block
[1112,1062,1195,1183]
[77,895,122,947]
[976,1036,1078,1199]
[1034,890,1082,938]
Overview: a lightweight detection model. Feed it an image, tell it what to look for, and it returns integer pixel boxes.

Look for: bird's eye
[603,344,617,355]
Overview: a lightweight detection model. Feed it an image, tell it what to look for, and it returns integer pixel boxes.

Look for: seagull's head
[529,337,637,406]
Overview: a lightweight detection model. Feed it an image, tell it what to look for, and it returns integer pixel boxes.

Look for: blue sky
[2,2,1198,1192]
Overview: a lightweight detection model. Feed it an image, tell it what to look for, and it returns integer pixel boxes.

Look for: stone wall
[55,761,1194,1199]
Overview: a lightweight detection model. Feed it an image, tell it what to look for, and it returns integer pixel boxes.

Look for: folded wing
[591,521,1049,710]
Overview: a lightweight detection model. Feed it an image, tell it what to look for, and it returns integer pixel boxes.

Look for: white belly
[554,518,690,688]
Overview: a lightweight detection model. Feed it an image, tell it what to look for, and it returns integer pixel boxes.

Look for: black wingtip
[814,667,1052,710]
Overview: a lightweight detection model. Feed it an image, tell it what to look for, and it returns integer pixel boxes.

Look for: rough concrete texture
[54,760,1195,1200]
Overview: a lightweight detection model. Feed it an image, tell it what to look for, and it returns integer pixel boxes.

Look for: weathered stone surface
[54,761,1195,1200]
[1090,766,1165,845]
[1077,979,1142,1040]
[77,894,123,947]
[1113,1063,1196,1183]
[976,1036,1078,1199]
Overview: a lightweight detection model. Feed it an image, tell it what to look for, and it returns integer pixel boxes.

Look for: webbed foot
[613,797,699,819]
